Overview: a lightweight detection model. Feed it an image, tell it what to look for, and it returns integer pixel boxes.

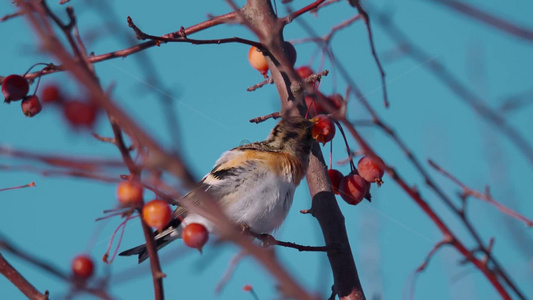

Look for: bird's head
[266,116,316,158]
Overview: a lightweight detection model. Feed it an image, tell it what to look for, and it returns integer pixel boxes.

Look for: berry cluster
[2,73,99,127]
[329,155,385,206]
[2,74,42,117]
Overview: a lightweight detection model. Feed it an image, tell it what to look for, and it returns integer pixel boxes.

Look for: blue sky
[1,0,532,299]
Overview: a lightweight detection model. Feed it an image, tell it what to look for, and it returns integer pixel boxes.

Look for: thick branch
[241,0,366,298]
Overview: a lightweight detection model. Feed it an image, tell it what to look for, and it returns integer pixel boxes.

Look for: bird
[119,116,317,263]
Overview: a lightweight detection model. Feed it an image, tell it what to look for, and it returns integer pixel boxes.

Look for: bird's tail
[119,219,182,263]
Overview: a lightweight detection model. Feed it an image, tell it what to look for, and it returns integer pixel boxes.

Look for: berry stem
[333,119,355,172]
[329,139,333,170]
[22,63,50,77]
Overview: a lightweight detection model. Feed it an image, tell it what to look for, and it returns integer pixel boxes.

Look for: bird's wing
[171,147,269,220]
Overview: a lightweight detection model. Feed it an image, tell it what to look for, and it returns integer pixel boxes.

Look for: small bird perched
[120,116,316,263]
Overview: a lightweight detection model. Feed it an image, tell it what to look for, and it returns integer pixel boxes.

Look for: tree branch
[0,254,49,300]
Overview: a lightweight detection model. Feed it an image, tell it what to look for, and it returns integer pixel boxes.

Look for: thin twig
[247,231,329,252]
[249,112,281,123]
[428,160,533,227]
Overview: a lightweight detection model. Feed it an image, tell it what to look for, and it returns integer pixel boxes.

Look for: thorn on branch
[1,11,23,22]
[246,231,328,252]
[249,112,281,124]
[179,26,187,39]
[247,76,274,91]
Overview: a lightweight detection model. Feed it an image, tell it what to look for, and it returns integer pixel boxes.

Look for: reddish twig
[0,254,49,300]
[406,239,450,300]
[428,160,533,227]
[0,165,120,183]
[0,237,113,299]
[0,146,125,171]
[22,10,241,81]
[0,182,35,192]
[138,216,165,299]
[416,239,451,273]
[282,0,326,23]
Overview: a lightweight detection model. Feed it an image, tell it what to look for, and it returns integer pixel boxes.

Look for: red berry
[41,84,61,104]
[21,95,42,117]
[2,75,29,103]
[284,41,297,66]
[71,255,94,279]
[117,181,144,206]
[296,66,314,80]
[248,46,269,77]
[339,174,368,205]
[311,115,336,145]
[63,100,97,128]
[357,156,385,185]
[142,199,172,230]
[182,223,209,252]
[328,169,344,195]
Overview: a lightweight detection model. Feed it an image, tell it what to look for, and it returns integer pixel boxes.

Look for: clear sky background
[1,0,532,299]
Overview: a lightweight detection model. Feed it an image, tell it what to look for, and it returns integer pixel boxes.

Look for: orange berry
[117,181,144,206]
[142,199,172,230]
[248,46,269,77]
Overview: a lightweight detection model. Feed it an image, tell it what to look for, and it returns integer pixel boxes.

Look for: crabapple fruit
[182,223,209,252]
[21,95,42,117]
[2,74,29,103]
[339,173,368,206]
[142,199,172,230]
